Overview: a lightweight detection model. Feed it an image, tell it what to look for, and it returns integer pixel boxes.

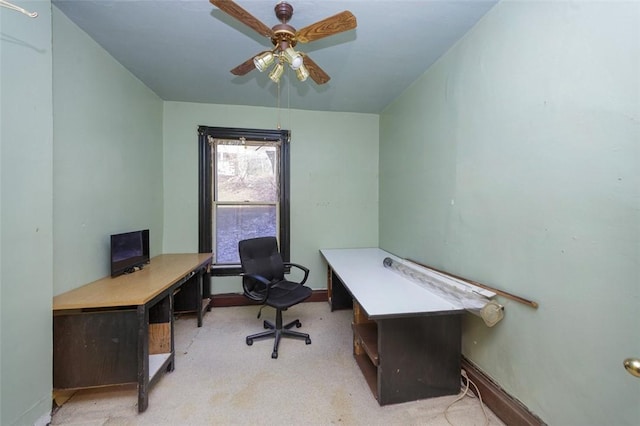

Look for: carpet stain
[209,391,229,404]
[231,371,275,408]
[330,387,355,424]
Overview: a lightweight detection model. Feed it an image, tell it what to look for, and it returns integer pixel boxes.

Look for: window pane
[215,205,277,263]
[216,144,278,202]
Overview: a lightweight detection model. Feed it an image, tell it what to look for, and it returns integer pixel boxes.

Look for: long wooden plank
[406,258,539,309]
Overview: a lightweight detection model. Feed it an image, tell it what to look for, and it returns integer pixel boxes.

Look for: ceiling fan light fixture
[269,62,284,83]
[282,47,303,70]
[253,51,275,72]
[212,1,358,85]
[295,63,309,82]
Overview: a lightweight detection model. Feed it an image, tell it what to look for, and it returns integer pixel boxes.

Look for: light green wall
[52,7,164,295]
[5,1,636,424]
[379,1,639,425]
[3,8,378,422]
[163,102,379,292]
[1,2,54,425]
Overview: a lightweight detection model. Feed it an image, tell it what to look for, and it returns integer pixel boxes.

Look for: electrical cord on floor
[443,369,490,426]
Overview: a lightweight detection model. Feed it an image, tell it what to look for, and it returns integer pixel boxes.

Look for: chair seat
[267,282,312,310]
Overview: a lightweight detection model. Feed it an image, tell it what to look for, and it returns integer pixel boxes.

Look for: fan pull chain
[287,67,291,130]
[276,77,281,130]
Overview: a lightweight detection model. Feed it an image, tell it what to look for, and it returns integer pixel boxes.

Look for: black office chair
[238,236,312,359]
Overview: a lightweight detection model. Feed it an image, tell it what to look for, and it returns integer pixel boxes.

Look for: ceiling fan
[210,0,357,84]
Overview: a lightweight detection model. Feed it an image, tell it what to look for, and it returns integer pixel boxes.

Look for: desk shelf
[352,322,378,366]
[354,353,378,399]
[149,353,171,380]
[352,301,381,401]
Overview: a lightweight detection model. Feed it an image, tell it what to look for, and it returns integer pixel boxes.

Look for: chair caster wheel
[272,351,278,359]
[295,321,302,328]
[305,338,312,345]
[246,338,253,346]
[263,321,269,329]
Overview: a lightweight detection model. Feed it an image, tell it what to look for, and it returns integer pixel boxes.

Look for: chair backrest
[238,237,285,297]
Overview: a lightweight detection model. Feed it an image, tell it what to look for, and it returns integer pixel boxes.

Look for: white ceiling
[52,0,498,114]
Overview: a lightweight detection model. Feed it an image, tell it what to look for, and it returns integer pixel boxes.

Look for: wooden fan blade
[303,55,330,84]
[210,0,273,38]
[230,54,259,76]
[296,11,357,44]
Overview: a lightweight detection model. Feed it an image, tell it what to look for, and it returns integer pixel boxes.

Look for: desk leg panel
[174,268,210,326]
[53,310,138,389]
[377,314,462,405]
[328,268,353,311]
[196,268,204,327]
[137,305,150,413]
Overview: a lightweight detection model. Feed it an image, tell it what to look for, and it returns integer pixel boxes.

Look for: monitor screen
[110,229,149,277]
[112,232,143,262]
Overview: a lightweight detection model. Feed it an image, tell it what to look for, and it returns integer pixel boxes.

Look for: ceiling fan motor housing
[272,2,297,49]
[272,25,297,49]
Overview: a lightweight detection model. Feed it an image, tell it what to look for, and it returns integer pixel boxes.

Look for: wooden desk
[53,253,212,412]
[321,248,464,405]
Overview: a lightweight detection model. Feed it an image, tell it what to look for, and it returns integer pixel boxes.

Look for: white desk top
[320,248,464,319]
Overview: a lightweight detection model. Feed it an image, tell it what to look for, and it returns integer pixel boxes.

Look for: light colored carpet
[51,302,505,426]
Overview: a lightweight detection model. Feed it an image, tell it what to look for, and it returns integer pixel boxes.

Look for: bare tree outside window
[213,140,280,263]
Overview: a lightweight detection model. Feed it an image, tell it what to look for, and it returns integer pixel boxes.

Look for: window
[198,126,290,275]
[213,139,279,263]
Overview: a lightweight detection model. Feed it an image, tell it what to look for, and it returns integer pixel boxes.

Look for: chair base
[246,309,311,358]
